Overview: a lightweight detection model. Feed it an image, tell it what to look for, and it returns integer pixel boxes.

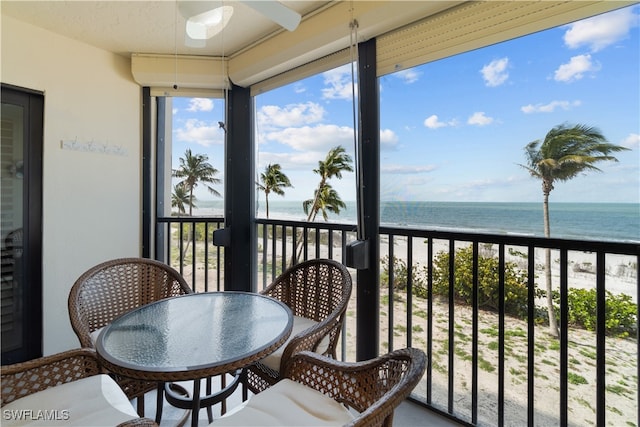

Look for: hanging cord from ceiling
[349,14,365,241]
[220,0,229,134]
[173,0,179,90]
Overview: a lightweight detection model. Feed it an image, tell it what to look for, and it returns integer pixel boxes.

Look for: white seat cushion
[260,316,331,372]
[89,327,104,345]
[212,379,355,426]
[2,374,139,426]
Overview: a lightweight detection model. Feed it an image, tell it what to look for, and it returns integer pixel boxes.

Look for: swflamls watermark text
[3,409,70,421]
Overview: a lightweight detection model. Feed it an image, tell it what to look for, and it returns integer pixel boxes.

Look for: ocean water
[195,200,640,243]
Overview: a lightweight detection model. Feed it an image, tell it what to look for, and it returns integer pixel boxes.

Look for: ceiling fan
[178,1,301,41]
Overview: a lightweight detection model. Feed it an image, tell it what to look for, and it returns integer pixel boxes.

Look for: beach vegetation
[256,163,292,218]
[380,256,426,296]
[608,406,623,416]
[567,372,588,385]
[519,123,630,337]
[579,348,596,359]
[414,309,428,319]
[431,246,532,319]
[577,398,595,413]
[478,357,495,373]
[557,288,637,337]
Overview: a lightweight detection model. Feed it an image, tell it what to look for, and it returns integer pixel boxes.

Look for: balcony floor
[146,377,460,426]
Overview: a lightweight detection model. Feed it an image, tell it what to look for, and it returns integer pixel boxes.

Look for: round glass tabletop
[96,292,292,374]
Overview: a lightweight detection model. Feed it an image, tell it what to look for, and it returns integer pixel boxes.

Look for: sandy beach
[179,234,638,426]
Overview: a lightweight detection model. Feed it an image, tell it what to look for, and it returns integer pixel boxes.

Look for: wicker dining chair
[214,348,427,427]
[1,348,157,426]
[68,257,191,414]
[245,258,353,393]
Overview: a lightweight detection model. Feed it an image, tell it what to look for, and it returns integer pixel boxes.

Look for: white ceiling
[1,0,332,57]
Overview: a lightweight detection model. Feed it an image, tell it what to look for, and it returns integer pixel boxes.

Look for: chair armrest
[1,348,101,406]
[282,348,427,427]
[117,418,158,427]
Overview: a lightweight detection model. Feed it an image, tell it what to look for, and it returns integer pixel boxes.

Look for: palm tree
[520,123,629,337]
[257,163,292,218]
[171,184,193,216]
[172,148,222,216]
[304,146,353,222]
[292,146,353,265]
[303,183,346,221]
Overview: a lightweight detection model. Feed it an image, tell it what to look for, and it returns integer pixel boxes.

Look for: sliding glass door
[1,84,43,364]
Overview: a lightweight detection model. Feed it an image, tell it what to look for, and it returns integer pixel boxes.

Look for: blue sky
[172,5,639,206]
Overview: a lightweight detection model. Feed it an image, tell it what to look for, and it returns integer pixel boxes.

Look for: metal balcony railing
[157,215,639,427]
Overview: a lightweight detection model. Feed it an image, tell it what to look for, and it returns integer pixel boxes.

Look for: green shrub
[431,246,531,318]
[561,288,637,338]
[380,256,427,298]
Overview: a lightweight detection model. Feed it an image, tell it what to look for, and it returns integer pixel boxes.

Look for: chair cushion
[89,327,104,345]
[212,378,355,426]
[260,316,330,372]
[2,374,140,426]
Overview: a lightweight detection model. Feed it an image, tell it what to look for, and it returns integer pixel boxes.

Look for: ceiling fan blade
[240,1,301,31]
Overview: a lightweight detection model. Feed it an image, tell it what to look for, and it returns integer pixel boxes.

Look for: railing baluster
[472,241,479,425]
[448,239,455,415]
[596,250,606,426]
[498,243,505,427]
[560,248,569,427]
[527,245,535,426]
[271,224,277,281]
[204,222,209,292]
[426,237,433,406]
[281,225,287,275]
[261,223,267,289]
[407,237,413,348]
[388,235,394,352]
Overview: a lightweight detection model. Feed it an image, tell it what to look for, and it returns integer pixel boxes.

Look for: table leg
[241,369,249,402]
[155,382,164,424]
[206,377,214,422]
[191,379,201,427]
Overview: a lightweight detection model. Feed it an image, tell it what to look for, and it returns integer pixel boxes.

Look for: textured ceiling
[1,1,331,57]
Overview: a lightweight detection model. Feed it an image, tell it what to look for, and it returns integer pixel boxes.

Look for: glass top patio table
[95,291,293,381]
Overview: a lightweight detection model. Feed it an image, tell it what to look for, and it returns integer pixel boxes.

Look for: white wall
[1,15,142,355]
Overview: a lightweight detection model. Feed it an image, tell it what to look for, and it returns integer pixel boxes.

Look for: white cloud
[380,128,399,150]
[265,124,354,152]
[564,8,639,52]
[622,133,640,149]
[174,118,224,147]
[257,102,325,129]
[554,54,601,82]
[395,68,421,84]
[467,112,494,126]
[480,58,509,87]
[322,64,356,100]
[424,115,448,129]
[521,100,582,114]
[257,151,321,171]
[187,98,214,112]
[381,164,437,174]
